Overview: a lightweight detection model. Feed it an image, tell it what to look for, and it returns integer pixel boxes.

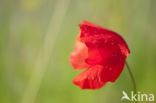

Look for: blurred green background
[0,0,156,103]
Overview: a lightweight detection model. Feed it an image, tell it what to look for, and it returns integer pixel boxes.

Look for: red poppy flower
[70,20,130,89]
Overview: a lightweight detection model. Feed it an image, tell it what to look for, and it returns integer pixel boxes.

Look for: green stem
[125,61,137,94]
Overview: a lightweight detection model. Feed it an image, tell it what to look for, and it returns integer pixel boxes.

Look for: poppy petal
[72,65,108,89]
[70,36,89,70]
[79,21,130,57]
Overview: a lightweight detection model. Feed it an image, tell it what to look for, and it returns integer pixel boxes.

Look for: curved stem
[125,61,137,94]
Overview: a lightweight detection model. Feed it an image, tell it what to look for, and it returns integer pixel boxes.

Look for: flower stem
[125,61,137,94]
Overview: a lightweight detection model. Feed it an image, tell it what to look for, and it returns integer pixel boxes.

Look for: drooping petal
[106,61,125,82]
[104,50,126,82]
[79,21,130,57]
[70,36,89,70]
[72,65,108,89]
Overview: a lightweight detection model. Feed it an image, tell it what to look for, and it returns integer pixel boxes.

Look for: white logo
[121,91,154,102]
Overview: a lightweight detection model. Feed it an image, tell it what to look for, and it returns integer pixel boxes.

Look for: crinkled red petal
[72,57,125,89]
[70,36,89,70]
[72,65,107,89]
[79,20,130,56]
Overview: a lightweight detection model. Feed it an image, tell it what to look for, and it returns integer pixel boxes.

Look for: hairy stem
[125,61,137,94]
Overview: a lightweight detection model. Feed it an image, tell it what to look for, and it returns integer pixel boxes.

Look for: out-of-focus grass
[0,0,156,103]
